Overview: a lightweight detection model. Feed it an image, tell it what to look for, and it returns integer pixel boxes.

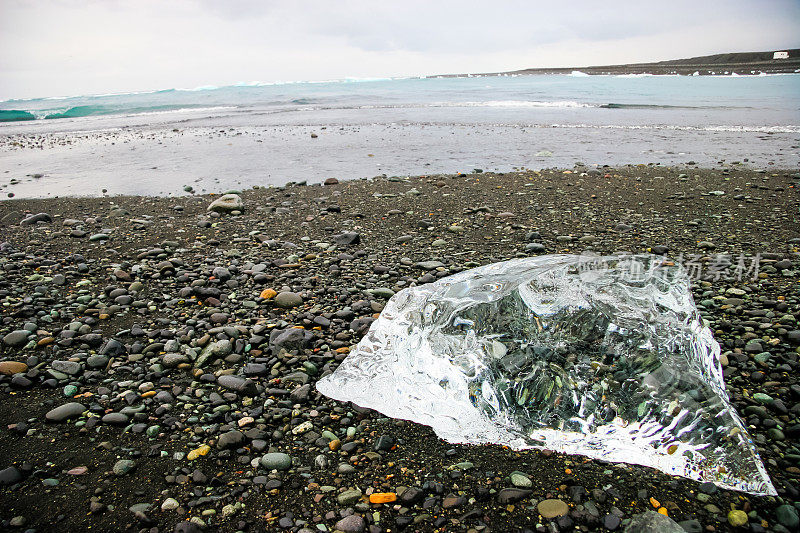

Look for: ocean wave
[44,105,109,119]
[2,104,239,122]
[569,70,590,77]
[0,110,37,122]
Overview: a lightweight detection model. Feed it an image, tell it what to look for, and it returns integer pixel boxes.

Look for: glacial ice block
[316,254,776,495]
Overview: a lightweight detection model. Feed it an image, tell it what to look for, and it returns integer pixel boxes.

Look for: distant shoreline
[438,49,800,78]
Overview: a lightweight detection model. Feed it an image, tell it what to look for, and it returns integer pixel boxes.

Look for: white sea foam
[569,70,590,77]
[547,123,800,133]
[324,101,595,111]
[121,106,238,118]
[434,100,593,108]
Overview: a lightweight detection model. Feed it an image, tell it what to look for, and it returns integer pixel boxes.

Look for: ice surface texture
[317,254,775,495]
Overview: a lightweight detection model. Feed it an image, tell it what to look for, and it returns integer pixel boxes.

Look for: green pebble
[63,385,78,397]
[510,472,532,488]
[752,393,773,404]
[754,352,771,363]
[767,428,785,441]
[727,509,748,527]
[776,504,799,529]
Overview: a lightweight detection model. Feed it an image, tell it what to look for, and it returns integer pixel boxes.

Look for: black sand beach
[1,165,799,532]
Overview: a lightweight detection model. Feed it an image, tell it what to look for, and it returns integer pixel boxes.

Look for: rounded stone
[334,514,365,532]
[0,466,23,486]
[207,194,244,213]
[113,459,136,476]
[2,330,30,347]
[45,402,86,422]
[86,355,109,369]
[624,511,685,533]
[0,361,28,375]
[537,499,569,518]
[163,353,189,367]
[776,505,799,529]
[217,430,245,450]
[727,510,748,527]
[274,291,303,308]
[510,472,532,488]
[260,452,292,471]
[337,488,363,505]
[162,498,180,511]
[102,413,129,426]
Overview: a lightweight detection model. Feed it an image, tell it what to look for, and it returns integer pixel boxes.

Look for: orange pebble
[650,497,660,508]
[260,289,277,299]
[657,507,668,516]
[141,391,157,398]
[369,493,397,504]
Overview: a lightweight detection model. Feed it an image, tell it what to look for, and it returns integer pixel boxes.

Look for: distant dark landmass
[453,49,800,77]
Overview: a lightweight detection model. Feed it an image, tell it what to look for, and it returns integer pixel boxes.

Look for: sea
[1,73,799,197]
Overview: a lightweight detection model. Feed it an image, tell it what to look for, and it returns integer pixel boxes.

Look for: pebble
[537,498,569,518]
[113,459,136,476]
[334,514,365,532]
[337,488,363,505]
[415,260,445,270]
[187,445,210,460]
[525,242,546,253]
[260,453,292,471]
[0,361,28,375]
[274,291,303,308]
[45,402,86,422]
[510,472,532,488]
[2,330,29,347]
[102,413,129,425]
[216,375,257,395]
[776,504,799,529]
[0,466,23,486]
[623,510,685,533]
[161,498,180,511]
[207,194,244,213]
[727,509,748,527]
[333,231,361,245]
[216,430,244,449]
[497,488,532,504]
[20,212,52,225]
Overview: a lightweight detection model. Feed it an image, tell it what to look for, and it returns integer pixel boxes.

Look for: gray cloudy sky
[1,0,799,99]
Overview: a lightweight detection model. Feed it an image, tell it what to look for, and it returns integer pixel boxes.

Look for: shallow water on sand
[1,75,798,197]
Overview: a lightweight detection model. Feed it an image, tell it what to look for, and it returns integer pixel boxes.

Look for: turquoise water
[1,74,798,198]
[2,74,799,130]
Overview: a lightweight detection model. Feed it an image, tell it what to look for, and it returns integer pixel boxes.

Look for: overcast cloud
[1,0,798,99]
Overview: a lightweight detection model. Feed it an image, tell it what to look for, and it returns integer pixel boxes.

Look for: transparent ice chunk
[317,254,775,495]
